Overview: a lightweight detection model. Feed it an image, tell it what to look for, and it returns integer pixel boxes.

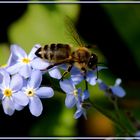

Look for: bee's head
[35,47,42,58]
[88,53,98,70]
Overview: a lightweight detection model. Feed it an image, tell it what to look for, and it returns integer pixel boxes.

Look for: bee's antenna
[97,62,107,66]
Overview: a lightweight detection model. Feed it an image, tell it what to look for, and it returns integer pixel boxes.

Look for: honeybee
[35,19,98,89]
[35,44,98,78]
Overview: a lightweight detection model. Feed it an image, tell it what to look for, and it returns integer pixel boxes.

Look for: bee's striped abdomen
[35,43,71,62]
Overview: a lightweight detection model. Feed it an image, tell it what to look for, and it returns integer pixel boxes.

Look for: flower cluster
[0,44,55,116]
[0,44,126,119]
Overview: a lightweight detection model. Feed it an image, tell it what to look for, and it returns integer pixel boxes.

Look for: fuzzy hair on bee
[35,43,71,63]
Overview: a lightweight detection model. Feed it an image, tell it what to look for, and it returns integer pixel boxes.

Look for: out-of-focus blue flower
[59,79,81,108]
[0,70,28,116]
[22,70,54,117]
[135,131,140,137]
[74,104,87,119]
[97,78,126,98]
[70,66,107,85]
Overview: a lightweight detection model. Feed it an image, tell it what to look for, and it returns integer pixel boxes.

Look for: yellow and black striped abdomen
[35,43,71,62]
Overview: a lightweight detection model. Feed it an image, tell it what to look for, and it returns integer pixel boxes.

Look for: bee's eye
[88,54,98,69]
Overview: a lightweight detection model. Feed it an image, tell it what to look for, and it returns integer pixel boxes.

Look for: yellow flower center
[22,58,30,64]
[4,89,12,97]
[73,89,78,96]
[26,88,35,97]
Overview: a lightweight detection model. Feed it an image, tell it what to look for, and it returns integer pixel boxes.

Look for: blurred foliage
[9,4,80,53]
[102,4,140,69]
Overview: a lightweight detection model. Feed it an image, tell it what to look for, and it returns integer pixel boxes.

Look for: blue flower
[97,78,126,98]
[0,70,28,116]
[74,104,87,119]
[0,52,16,70]
[70,66,106,85]
[74,90,90,119]
[60,78,90,119]
[22,70,54,117]
[6,44,40,78]
[135,131,140,137]
[6,44,45,78]
[59,79,80,108]
[31,56,62,79]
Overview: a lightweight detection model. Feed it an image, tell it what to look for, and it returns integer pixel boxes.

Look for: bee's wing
[65,16,85,47]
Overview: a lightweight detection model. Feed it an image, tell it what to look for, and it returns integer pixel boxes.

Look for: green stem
[110,97,121,122]
[90,99,133,136]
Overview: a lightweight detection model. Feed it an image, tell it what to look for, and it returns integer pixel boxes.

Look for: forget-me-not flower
[6,44,43,78]
[135,131,140,137]
[0,70,28,116]
[74,90,91,119]
[97,78,126,98]
[22,70,54,117]
[59,79,81,108]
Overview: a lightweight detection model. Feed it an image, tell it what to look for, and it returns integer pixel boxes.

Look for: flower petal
[28,70,42,88]
[7,53,16,67]
[14,103,24,111]
[10,44,27,59]
[0,93,3,100]
[10,74,23,91]
[135,131,140,137]
[0,72,3,84]
[65,94,77,108]
[74,108,83,119]
[110,86,126,98]
[86,71,97,85]
[82,90,90,100]
[36,87,54,98]
[6,62,22,75]
[0,70,10,88]
[31,58,49,70]
[115,78,122,86]
[48,68,61,79]
[13,91,29,106]
[29,96,43,117]
[71,74,83,85]
[2,97,15,116]
[19,65,32,78]
[28,44,42,60]
[70,66,81,75]
[59,79,75,93]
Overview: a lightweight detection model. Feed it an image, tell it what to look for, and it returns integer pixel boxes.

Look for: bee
[35,44,98,77]
[35,18,98,89]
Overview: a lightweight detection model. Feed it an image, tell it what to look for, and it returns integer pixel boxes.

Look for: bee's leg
[45,58,72,71]
[83,69,88,91]
[46,62,63,70]
[96,65,98,80]
[60,64,73,81]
